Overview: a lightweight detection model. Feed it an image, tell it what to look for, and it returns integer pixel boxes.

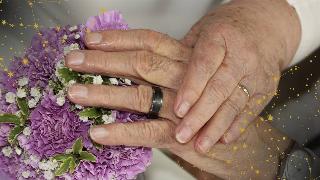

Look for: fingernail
[67,51,84,66]
[176,101,191,118]
[176,125,193,143]
[198,137,212,153]
[68,85,88,99]
[90,126,108,140]
[86,32,102,44]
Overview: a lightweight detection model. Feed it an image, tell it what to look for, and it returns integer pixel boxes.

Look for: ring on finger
[147,86,163,119]
[237,84,250,98]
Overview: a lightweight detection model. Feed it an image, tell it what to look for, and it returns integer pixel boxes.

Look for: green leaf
[0,114,20,125]
[78,108,102,119]
[79,151,96,162]
[16,98,29,125]
[69,157,78,174]
[17,98,29,116]
[58,67,80,83]
[55,157,72,176]
[72,138,83,154]
[80,75,94,84]
[53,154,71,161]
[8,125,24,145]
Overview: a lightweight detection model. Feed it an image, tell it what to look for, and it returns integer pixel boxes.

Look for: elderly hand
[68,0,301,154]
[171,0,301,151]
[65,30,292,179]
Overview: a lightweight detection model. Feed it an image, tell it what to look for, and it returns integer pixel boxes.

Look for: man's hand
[172,0,301,152]
[65,30,292,179]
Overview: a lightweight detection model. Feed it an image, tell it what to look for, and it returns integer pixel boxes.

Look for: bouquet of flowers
[0,11,152,180]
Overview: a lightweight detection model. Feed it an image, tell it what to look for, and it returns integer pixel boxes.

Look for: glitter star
[19,23,24,27]
[1,20,6,25]
[22,58,29,65]
[7,71,14,77]
[33,23,39,29]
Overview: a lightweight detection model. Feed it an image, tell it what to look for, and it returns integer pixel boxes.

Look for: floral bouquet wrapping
[0,11,152,180]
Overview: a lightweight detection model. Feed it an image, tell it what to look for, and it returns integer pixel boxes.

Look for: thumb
[89,119,176,148]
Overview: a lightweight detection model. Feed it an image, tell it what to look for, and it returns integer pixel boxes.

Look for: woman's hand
[173,0,301,152]
[65,30,292,179]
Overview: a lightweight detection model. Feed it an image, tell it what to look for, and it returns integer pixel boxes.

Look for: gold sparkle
[22,58,29,65]
[7,71,14,78]
[33,23,39,29]
[19,23,24,27]
[267,114,273,121]
[1,20,6,25]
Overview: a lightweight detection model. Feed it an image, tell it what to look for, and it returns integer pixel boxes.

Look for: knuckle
[141,122,175,147]
[135,50,155,76]
[225,99,242,115]
[207,80,231,101]
[97,86,112,107]
[134,85,152,113]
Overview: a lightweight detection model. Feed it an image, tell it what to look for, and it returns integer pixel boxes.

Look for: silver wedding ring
[237,84,250,98]
[147,86,163,119]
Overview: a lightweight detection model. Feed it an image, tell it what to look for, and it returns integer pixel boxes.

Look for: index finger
[85,29,192,61]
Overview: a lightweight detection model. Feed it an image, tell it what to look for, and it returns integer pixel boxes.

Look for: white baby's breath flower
[18,77,29,87]
[79,116,89,122]
[28,98,38,108]
[68,25,78,32]
[102,114,115,124]
[65,149,73,154]
[63,43,79,55]
[5,92,16,104]
[74,34,81,39]
[56,96,66,106]
[30,87,41,98]
[39,159,58,171]
[23,127,31,136]
[16,88,27,98]
[68,80,77,86]
[62,35,68,40]
[21,170,31,178]
[30,154,41,164]
[109,78,119,85]
[93,75,104,85]
[2,146,13,157]
[124,78,132,85]
[15,147,22,155]
[43,171,55,180]
[75,104,83,110]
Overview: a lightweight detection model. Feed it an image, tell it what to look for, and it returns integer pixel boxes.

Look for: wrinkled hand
[171,0,301,151]
[65,30,292,179]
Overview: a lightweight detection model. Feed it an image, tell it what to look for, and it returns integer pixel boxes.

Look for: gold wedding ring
[237,84,250,98]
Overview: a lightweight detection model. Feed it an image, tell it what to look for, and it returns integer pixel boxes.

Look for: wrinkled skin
[65,0,301,179]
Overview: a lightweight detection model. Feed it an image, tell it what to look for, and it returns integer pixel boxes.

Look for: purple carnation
[74,146,152,180]
[27,91,90,158]
[86,10,129,31]
[0,124,11,147]
[0,10,152,180]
